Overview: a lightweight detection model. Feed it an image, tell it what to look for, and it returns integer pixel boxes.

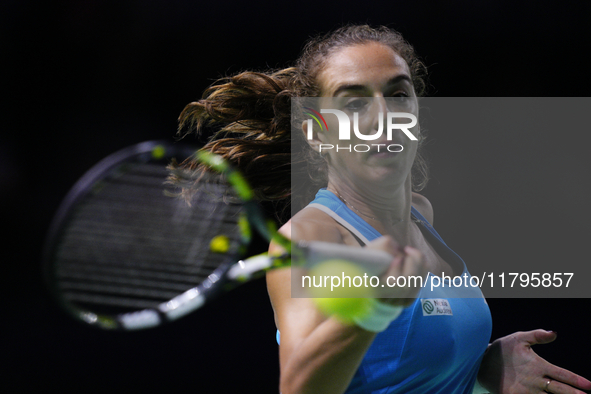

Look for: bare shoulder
[283,206,345,244]
[411,192,434,224]
[267,206,344,310]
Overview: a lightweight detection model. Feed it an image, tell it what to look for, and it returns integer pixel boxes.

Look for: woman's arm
[267,276,377,394]
[267,214,425,394]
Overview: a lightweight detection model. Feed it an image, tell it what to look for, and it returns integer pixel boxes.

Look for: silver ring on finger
[544,379,552,393]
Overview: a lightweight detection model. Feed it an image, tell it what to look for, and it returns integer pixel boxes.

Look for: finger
[378,246,423,303]
[365,235,403,254]
[546,365,591,392]
[401,246,427,278]
[400,246,425,299]
[518,329,558,346]
[543,377,591,394]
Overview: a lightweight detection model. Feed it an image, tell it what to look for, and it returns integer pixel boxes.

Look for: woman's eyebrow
[333,83,368,96]
[333,74,412,96]
[384,74,412,88]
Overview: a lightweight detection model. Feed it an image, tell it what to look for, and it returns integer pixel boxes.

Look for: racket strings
[53,161,244,314]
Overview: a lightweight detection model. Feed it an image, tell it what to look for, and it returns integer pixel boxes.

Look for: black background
[3,0,591,392]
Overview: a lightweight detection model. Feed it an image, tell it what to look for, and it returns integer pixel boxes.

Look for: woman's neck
[326,175,414,244]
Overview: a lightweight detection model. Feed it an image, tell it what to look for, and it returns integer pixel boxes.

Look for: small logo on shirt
[421,298,453,316]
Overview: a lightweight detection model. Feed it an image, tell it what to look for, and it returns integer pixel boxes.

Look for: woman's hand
[477,329,591,393]
[364,235,427,306]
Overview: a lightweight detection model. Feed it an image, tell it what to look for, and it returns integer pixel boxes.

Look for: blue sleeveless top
[278,189,492,394]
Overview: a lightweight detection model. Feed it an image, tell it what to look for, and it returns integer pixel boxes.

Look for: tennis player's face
[315,42,419,189]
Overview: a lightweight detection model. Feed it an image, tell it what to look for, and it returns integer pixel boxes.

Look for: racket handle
[227,254,275,281]
[226,241,393,282]
[297,241,393,276]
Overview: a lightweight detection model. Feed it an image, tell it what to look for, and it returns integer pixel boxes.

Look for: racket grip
[296,241,393,276]
[227,254,275,281]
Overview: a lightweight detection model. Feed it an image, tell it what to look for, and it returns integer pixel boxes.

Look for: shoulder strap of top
[306,203,371,245]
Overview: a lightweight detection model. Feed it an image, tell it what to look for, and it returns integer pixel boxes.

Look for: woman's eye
[388,92,412,110]
[345,99,368,111]
[391,92,409,101]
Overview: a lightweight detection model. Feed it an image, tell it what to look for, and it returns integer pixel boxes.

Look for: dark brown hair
[170,25,429,222]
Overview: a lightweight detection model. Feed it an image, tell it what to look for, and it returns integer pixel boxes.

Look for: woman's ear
[302,119,324,152]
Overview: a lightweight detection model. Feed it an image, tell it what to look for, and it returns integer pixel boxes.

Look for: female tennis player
[173,25,591,394]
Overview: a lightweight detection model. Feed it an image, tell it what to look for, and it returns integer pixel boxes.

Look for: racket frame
[43,141,290,330]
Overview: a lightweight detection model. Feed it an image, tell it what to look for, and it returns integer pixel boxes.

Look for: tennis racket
[43,141,393,330]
